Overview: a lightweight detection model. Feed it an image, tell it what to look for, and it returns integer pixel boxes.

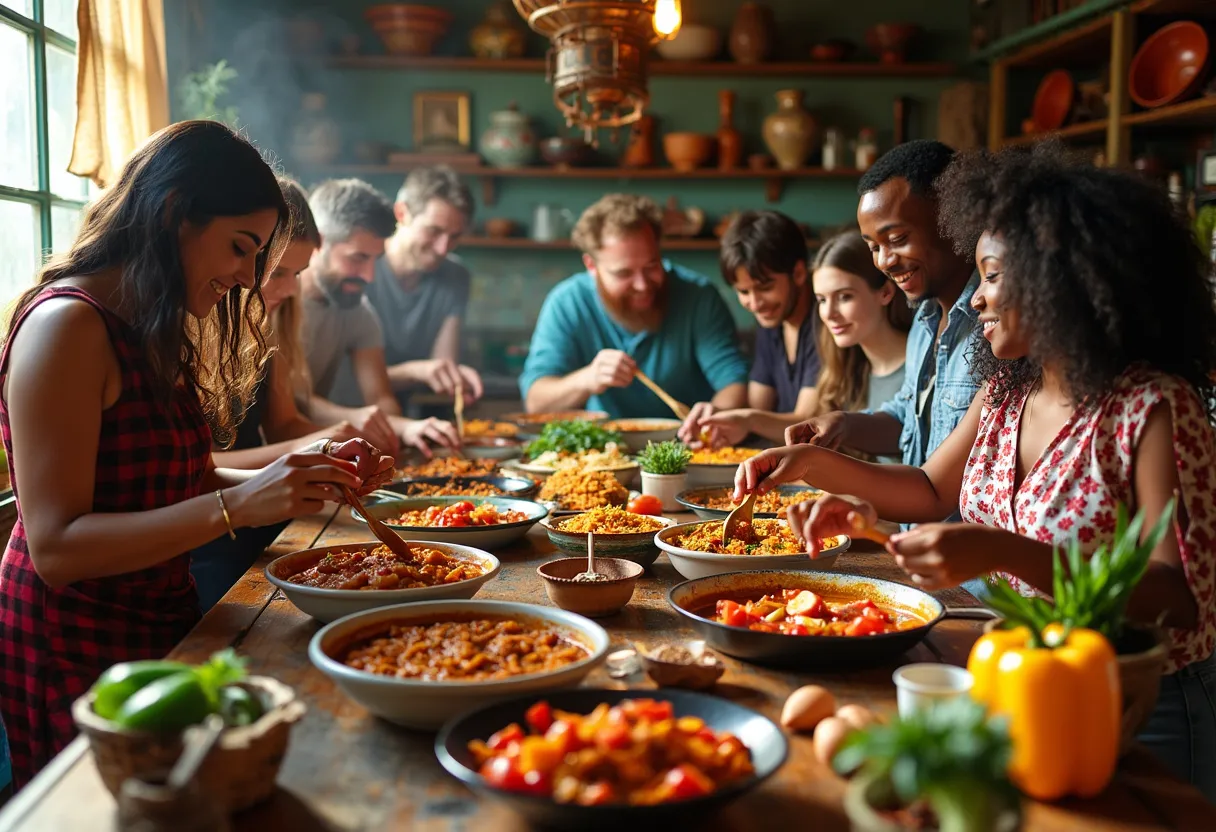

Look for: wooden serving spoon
[454,381,465,439]
[634,370,691,420]
[723,491,758,542]
[341,485,414,559]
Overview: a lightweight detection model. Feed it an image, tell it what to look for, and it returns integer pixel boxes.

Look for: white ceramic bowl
[601,418,682,453]
[654,520,851,580]
[265,541,501,623]
[308,600,611,729]
[656,23,722,60]
[503,458,640,488]
[685,462,742,488]
[352,493,548,548]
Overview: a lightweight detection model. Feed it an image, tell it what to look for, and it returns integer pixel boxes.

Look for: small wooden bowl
[537,557,642,618]
[636,639,725,690]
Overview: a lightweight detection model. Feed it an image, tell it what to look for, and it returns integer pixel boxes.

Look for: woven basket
[72,675,306,813]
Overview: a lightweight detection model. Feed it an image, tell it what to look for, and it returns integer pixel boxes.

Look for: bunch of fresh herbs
[636,440,692,475]
[524,420,623,459]
[178,60,240,126]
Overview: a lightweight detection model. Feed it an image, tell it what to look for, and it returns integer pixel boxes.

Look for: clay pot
[539,136,594,168]
[622,115,656,168]
[716,90,743,170]
[729,2,774,64]
[663,132,715,172]
[479,102,537,168]
[470,1,527,60]
[866,23,920,64]
[484,218,518,238]
[762,90,817,171]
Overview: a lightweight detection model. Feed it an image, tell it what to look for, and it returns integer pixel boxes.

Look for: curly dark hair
[936,140,1216,416]
[858,139,956,198]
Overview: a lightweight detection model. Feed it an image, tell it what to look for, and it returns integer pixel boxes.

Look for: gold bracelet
[215,489,237,540]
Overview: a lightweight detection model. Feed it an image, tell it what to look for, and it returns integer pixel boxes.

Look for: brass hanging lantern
[512,0,682,144]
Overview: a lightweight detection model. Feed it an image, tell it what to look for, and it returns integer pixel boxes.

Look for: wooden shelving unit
[325,55,956,78]
[311,164,864,205]
[459,236,722,251]
[1121,96,1216,128]
[1002,118,1110,147]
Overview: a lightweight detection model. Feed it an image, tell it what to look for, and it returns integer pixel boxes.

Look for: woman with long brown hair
[808,230,912,460]
[0,121,393,788]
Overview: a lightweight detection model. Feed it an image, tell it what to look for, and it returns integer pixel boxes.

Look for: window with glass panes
[0,0,96,315]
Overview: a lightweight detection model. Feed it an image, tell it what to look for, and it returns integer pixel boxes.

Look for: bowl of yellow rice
[540,506,677,568]
[655,518,849,579]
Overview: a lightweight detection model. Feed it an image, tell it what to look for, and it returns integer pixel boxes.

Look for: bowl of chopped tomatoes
[352,493,549,548]
[435,688,787,829]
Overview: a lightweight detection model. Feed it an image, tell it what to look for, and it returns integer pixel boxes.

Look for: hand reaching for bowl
[785,494,879,558]
[732,445,816,502]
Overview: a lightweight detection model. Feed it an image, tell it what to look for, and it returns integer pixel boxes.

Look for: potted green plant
[177,60,240,126]
[978,501,1173,755]
[636,440,692,511]
[834,697,1021,832]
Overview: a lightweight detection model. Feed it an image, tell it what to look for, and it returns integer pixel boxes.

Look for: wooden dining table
[1,503,1213,831]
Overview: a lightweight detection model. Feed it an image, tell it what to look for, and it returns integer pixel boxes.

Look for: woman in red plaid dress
[0,121,394,789]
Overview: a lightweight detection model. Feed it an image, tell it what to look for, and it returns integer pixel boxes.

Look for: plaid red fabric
[0,287,211,789]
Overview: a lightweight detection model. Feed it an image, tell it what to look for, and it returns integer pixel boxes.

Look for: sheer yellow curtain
[68,0,169,188]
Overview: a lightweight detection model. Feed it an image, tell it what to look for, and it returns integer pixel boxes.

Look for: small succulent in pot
[636,440,692,511]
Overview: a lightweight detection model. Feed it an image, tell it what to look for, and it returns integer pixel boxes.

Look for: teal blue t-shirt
[519,263,749,418]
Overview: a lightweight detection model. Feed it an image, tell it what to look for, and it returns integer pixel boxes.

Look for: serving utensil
[849,511,890,545]
[633,370,691,419]
[722,491,757,542]
[573,531,607,582]
[454,381,465,438]
[341,485,414,559]
[167,714,226,790]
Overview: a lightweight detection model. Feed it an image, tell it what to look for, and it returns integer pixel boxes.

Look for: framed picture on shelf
[414,91,471,151]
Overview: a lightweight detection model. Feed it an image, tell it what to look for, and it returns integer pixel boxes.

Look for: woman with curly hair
[733,142,1216,795]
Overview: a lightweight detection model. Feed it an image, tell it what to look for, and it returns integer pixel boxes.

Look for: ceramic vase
[716,90,743,170]
[290,93,341,165]
[641,472,687,512]
[762,89,818,171]
[479,102,537,168]
[622,114,656,168]
[470,1,527,59]
[729,2,775,64]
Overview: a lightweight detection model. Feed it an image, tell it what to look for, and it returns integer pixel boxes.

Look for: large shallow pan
[668,569,995,669]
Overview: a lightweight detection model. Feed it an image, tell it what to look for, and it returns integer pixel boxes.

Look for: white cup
[892,663,974,718]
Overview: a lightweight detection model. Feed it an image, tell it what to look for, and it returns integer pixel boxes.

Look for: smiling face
[261,238,314,316]
[858,177,956,304]
[393,197,466,274]
[178,209,280,319]
[813,265,896,349]
[731,263,806,329]
[585,225,668,332]
[970,231,1028,360]
[310,228,388,309]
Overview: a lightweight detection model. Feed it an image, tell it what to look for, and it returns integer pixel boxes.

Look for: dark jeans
[189,522,287,612]
[1137,649,1216,803]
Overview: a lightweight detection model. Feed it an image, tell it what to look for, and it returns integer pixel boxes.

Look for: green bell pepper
[113,671,216,731]
[92,660,190,720]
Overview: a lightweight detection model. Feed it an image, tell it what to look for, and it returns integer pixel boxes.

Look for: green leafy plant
[983,500,1174,647]
[523,420,624,459]
[834,697,1017,832]
[178,60,240,126]
[636,440,692,475]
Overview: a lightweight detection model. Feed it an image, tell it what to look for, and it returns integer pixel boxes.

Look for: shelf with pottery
[323,54,956,78]
[1000,117,1110,147]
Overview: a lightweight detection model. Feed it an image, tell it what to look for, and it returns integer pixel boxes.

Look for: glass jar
[855,127,878,171]
[822,128,844,171]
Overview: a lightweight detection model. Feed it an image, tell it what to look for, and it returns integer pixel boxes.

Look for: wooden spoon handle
[342,485,414,559]
[849,512,890,545]
[634,370,691,420]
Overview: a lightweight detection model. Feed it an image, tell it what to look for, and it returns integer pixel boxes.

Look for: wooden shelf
[460,236,722,252]
[1000,118,1109,147]
[1002,11,1116,69]
[324,55,956,78]
[1121,95,1216,128]
[311,164,864,205]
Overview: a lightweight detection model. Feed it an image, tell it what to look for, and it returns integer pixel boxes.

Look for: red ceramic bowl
[1032,69,1075,131]
[1129,21,1210,109]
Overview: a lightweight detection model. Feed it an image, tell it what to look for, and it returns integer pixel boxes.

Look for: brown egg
[813,716,851,768]
[780,684,837,732]
[835,704,878,730]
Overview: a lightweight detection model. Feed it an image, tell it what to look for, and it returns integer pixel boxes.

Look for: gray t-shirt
[301,292,384,401]
[867,364,907,465]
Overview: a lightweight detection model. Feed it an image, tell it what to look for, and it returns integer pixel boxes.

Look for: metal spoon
[573,531,607,582]
[722,491,758,543]
[342,485,415,560]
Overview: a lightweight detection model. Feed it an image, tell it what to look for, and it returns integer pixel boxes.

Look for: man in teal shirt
[520,194,748,418]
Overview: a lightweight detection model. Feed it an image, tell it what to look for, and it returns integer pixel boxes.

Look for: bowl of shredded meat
[308,599,610,729]
[266,541,502,623]
[655,519,850,580]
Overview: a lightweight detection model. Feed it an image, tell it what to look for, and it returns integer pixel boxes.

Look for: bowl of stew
[308,600,610,729]
[265,541,501,623]
[668,570,942,667]
[654,519,849,580]
[352,493,548,548]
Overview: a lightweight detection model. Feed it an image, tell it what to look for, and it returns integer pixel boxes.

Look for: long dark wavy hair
[8,120,290,445]
[936,141,1216,417]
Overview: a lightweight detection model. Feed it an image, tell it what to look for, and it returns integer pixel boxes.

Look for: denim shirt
[870,273,981,468]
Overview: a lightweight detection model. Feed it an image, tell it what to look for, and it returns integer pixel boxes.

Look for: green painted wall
[166,0,970,374]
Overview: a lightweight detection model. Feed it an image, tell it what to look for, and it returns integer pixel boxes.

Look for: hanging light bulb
[653,0,682,39]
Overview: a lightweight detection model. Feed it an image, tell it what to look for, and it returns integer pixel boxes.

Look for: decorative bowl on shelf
[865,22,920,64]
[364,4,452,57]
[1128,20,1210,109]
[539,136,595,168]
[663,132,716,172]
[661,196,706,238]
[1031,69,1075,132]
[809,40,854,62]
[655,23,723,61]
[484,218,518,238]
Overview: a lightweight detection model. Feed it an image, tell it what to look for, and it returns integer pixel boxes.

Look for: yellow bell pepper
[967,623,1121,801]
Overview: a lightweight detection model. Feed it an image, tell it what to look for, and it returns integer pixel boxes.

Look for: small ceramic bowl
[537,557,643,618]
[540,514,677,568]
[635,639,725,690]
[484,218,518,238]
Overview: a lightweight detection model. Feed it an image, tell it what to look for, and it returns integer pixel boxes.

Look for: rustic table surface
[2,504,1213,831]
